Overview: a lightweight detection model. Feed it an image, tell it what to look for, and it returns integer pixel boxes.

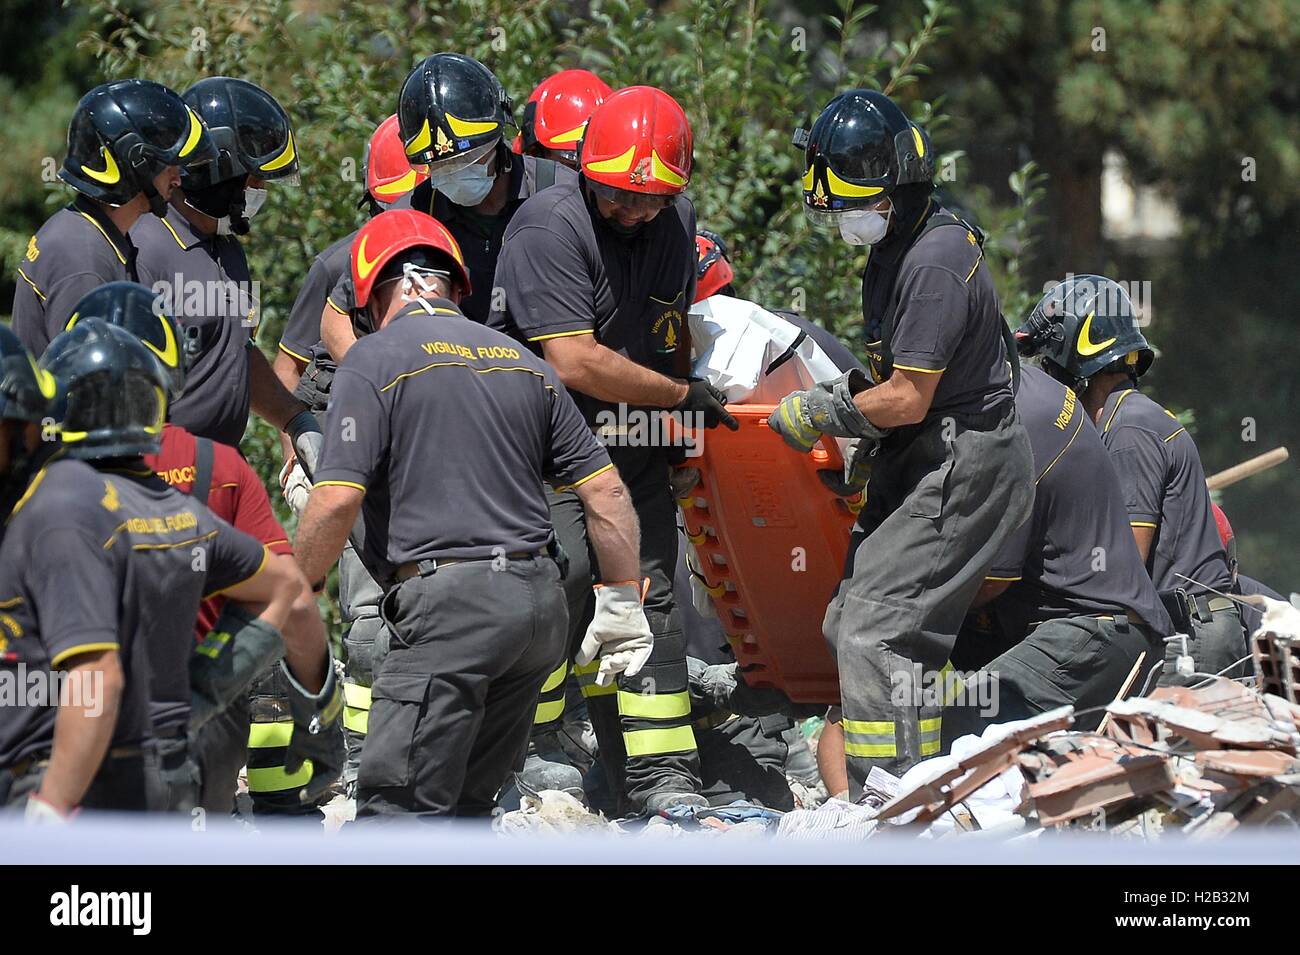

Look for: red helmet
[351,209,470,308]
[581,86,692,200]
[694,231,735,302]
[1212,503,1234,550]
[521,69,612,160]
[366,114,429,205]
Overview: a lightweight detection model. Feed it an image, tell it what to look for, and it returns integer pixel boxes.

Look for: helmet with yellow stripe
[365,114,430,209]
[66,282,196,401]
[794,89,933,226]
[39,320,170,461]
[398,53,513,176]
[0,325,60,428]
[519,69,612,168]
[60,80,217,217]
[1015,274,1154,388]
[181,77,298,234]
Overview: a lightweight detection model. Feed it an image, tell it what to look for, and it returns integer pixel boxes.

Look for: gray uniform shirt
[489,180,698,424]
[860,205,1013,419]
[0,458,149,767]
[98,465,269,732]
[1096,383,1232,594]
[987,366,1172,638]
[131,204,256,447]
[314,298,611,571]
[12,197,138,354]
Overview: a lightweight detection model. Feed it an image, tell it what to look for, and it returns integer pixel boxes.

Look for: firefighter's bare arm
[37,649,123,814]
[573,466,641,583]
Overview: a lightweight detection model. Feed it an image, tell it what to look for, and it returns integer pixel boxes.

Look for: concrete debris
[781,676,1300,843]
[1247,594,1300,704]
[497,790,618,837]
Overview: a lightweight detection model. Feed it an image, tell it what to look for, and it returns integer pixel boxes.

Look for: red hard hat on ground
[694,232,735,302]
[366,114,430,204]
[580,86,692,196]
[351,209,470,307]
[522,69,612,154]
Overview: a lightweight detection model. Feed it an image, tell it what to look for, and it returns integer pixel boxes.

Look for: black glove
[818,437,877,497]
[687,658,796,717]
[674,378,739,431]
[189,603,286,731]
[285,409,323,481]
[282,654,345,804]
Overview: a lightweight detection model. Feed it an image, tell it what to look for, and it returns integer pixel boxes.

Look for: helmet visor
[585,179,676,213]
[419,138,498,176]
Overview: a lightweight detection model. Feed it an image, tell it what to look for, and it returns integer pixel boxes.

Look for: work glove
[674,378,739,431]
[285,409,323,481]
[282,652,345,804]
[25,793,74,825]
[768,369,887,452]
[189,603,287,731]
[818,437,877,497]
[686,658,795,717]
[576,579,654,687]
[279,459,312,518]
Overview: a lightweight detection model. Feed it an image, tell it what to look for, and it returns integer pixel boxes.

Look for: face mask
[838,207,892,247]
[436,164,495,207]
[243,187,268,219]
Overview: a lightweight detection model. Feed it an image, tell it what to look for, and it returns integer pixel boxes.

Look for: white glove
[576,580,654,687]
[279,460,312,517]
[25,793,73,825]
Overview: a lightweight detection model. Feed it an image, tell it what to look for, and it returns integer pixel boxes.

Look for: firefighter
[492,85,741,812]
[131,76,319,468]
[769,89,1033,787]
[1016,275,1248,684]
[38,317,341,813]
[294,209,648,819]
[514,69,613,169]
[943,364,1173,737]
[316,51,576,358]
[271,115,430,792]
[64,281,317,817]
[12,79,215,353]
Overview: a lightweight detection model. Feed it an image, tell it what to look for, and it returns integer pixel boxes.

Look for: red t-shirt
[145,423,293,636]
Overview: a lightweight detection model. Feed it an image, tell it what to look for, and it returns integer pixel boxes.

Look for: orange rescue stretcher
[675,404,860,704]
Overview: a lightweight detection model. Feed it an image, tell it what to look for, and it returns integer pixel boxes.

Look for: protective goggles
[803,200,890,229]
[585,179,677,213]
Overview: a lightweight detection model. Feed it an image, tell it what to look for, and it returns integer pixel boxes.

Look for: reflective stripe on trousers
[841,716,942,759]
[344,682,371,735]
[246,720,312,793]
[573,659,616,698]
[532,660,569,726]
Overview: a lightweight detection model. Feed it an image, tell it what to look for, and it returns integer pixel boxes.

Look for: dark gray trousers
[1157,604,1249,686]
[823,409,1034,784]
[944,613,1165,743]
[357,556,567,819]
[552,445,702,811]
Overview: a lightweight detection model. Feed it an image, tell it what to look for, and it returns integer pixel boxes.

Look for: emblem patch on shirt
[649,291,685,353]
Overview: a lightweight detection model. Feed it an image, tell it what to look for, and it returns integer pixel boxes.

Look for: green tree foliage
[51,0,1042,499]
